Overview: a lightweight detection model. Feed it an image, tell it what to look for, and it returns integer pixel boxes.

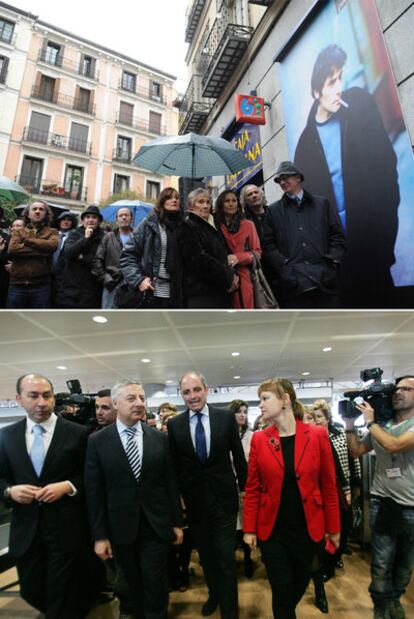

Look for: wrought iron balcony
[185,0,207,43]
[248,0,273,5]
[22,127,92,155]
[112,148,132,164]
[31,85,96,115]
[17,175,87,202]
[179,74,214,134]
[200,4,253,99]
[116,112,166,135]
[38,48,99,80]
[118,79,165,104]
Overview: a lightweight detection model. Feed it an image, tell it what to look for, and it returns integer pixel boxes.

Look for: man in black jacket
[294,44,400,308]
[85,380,183,619]
[263,161,346,309]
[58,205,104,308]
[168,372,247,619]
[0,373,90,618]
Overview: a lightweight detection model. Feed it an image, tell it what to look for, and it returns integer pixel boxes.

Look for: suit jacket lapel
[264,426,284,471]
[181,410,196,457]
[13,419,38,479]
[208,406,218,460]
[108,423,140,483]
[41,416,65,476]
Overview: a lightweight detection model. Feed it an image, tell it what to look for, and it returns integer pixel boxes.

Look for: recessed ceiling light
[141,358,151,363]
[302,371,310,376]
[166,380,174,384]
[231,352,240,357]
[233,375,241,379]
[323,347,333,352]
[56,365,67,370]
[92,316,108,324]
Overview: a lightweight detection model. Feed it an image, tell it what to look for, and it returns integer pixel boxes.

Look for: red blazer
[243,420,340,542]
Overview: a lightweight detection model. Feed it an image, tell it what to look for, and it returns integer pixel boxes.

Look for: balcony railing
[116,112,167,136]
[112,148,132,164]
[248,0,273,4]
[185,0,207,43]
[22,127,92,155]
[31,85,96,115]
[118,79,165,104]
[38,48,99,81]
[179,74,214,134]
[17,175,87,201]
[200,3,253,98]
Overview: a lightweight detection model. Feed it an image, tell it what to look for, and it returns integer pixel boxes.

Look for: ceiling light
[231,352,240,357]
[141,358,151,363]
[92,315,108,324]
[233,375,240,379]
[302,371,310,376]
[166,380,175,384]
[56,365,67,370]
[323,347,333,352]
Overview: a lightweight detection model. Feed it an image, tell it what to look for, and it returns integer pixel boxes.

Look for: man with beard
[6,201,58,308]
[59,205,104,308]
[345,376,414,619]
[92,207,134,308]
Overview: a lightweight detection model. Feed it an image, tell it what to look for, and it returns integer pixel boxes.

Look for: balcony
[248,0,273,4]
[17,175,87,202]
[118,79,166,105]
[31,85,96,115]
[38,48,99,81]
[112,148,133,164]
[200,4,253,98]
[22,127,92,155]
[116,112,167,136]
[185,0,207,43]
[179,74,214,134]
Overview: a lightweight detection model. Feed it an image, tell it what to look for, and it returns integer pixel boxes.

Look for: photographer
[344,375,414,619]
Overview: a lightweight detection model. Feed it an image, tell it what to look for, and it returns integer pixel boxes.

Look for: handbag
[251,252,279,309]
[115,282,155,309]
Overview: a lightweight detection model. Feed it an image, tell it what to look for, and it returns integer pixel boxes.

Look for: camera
[55,380,97,429]
[338,367,395,424]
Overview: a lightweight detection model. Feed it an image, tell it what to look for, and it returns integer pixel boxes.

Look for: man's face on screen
[315,67,343,120]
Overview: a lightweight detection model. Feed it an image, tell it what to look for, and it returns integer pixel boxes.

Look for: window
[121,70,136,93]
[75,88,92,113]
[20,156,44,193]
[44,42,61,66]
[80,55,96,79]
[69,123,89,153]
[149,111,162,135]
[27,112,51,144]
[116,136,132,162]
[119,101,134,126]
[0,18,14,44]
[38,75,56,102]
[151,81,162,101]
[146,180,160,201]
[0,55,8,84]
[64,165,84,200]
[113,174,130,194]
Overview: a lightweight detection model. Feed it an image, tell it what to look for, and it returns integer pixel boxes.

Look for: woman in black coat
[179,188,238,308]
[120,187,184,308]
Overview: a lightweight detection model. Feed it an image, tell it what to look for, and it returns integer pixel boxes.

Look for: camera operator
[344,375,414,619]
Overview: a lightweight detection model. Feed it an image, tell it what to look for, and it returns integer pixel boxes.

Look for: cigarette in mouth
[339,99,349,108]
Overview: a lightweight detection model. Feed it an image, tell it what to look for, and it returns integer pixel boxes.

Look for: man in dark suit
[0,373,90,619]
[168,372,248,618]
[85,380,183,619]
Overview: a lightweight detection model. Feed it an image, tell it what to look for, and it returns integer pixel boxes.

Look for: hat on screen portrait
[274,161,304,183]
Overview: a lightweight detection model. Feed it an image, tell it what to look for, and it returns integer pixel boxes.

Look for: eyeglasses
[394,386,414,393]
[275,174,295,184]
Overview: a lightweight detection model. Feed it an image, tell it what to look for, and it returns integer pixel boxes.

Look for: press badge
[386,467,402,478]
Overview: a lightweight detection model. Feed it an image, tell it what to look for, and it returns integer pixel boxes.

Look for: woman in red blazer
[243,378,340,619]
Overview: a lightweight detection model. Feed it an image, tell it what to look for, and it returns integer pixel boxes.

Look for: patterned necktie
[195,413,207,463]
[124,426,141,481]
[31,424,45,476]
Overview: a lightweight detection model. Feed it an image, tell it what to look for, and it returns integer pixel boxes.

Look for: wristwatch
[366,420,376,430]
[3,487,11,500]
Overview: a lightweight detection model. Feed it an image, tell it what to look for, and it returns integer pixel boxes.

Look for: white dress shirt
[189,404,211,457]
[116,418,144,462]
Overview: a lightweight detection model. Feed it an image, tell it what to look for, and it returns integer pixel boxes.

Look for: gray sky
[13,0,189,90]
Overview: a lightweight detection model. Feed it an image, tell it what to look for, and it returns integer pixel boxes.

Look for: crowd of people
[0,159,356,310]
[1,370,413,619]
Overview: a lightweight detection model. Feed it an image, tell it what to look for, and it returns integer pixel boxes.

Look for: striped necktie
[124,426,141,481]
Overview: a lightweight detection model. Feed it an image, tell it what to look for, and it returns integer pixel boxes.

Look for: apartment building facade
[0,2,178,210]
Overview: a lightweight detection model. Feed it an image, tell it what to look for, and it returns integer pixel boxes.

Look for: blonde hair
[303,407,317,423]
[258,378,303,419]
[312,399,331,422]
